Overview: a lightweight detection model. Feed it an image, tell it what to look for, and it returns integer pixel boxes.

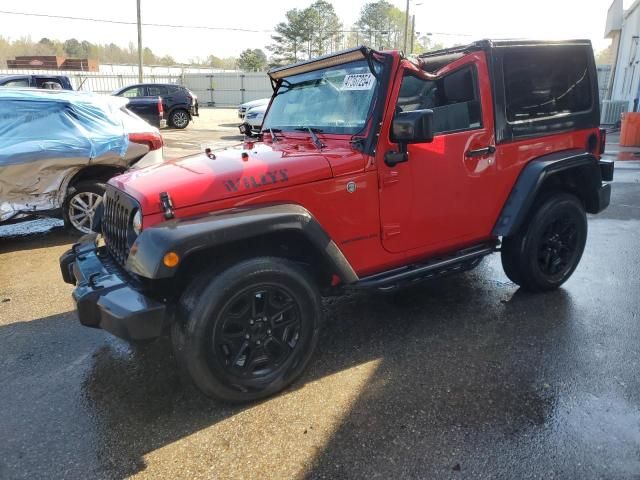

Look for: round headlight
[132,210,143,235]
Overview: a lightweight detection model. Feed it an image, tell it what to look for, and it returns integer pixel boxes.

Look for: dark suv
[113,83,199,129]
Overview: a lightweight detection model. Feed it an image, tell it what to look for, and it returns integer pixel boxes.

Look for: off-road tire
[501,193,587,292]
[169,108,190,129]
[63,181,106,235]
[172,257,322,403]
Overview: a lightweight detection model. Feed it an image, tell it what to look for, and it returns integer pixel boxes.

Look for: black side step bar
[353,242,498,292]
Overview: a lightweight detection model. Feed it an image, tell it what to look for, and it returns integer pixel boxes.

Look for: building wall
[609,0,640,107]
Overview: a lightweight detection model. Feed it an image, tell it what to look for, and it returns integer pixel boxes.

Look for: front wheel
[172,257,322,403]
[501,193,587,292]
[169,109,190,129]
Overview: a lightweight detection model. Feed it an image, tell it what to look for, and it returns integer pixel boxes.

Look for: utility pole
[410,15,415,54]
[136,0,143,83]
[403,0,410,53]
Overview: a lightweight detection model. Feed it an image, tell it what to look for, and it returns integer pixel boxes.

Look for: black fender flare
[493,149,612,237]
[125,203,359,283]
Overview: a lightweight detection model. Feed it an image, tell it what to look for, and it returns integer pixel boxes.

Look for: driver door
[378,52,498,254]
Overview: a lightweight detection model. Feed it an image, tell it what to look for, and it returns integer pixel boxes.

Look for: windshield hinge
[159,192,175,220]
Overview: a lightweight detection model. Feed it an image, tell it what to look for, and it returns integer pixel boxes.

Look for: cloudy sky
[0,0,615,61]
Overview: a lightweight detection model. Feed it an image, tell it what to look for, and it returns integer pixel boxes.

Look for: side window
[1,79,30,88]
[148,86,169,96]
[122,87,144,98]
[35,78,63,89]
[504,48,592,122]
[396,65,482,135]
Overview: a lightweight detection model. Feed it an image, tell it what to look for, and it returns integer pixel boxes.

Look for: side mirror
[391,109,434,144]
[386,109,434,167]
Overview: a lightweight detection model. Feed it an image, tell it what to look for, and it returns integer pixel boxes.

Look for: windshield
[263,59,379,135]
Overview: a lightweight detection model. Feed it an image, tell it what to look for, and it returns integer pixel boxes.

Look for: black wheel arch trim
[493,149,612,237]
[125,203,359,283]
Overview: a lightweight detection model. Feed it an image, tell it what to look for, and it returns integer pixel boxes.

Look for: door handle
[465,146,496,157]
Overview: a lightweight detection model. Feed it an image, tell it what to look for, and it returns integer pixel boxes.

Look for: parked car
[123,96,167,129]
[0,74,73,90]
[61,40,612,402]
[238,97,269,119]
[113,84,198,129]
[238,104,267,137]
[0,89,164,234]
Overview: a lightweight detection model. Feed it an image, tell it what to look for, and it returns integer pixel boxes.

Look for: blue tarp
[0,89,129,165]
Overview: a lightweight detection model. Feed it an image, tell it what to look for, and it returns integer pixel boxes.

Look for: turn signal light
[163,251,180,268]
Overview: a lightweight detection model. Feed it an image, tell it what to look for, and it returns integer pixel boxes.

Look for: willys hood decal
[110,141,334,214]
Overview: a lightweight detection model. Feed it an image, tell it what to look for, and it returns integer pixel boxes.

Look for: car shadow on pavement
[219,135,245,141]
[0,266,582,479]
[0,225,76,254]
[304,282,595,479]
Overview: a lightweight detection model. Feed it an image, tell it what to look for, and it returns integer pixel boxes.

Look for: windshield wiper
[294,126,325,150]
[263,128,281,142]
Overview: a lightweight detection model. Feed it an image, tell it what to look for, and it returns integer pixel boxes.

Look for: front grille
[102,185,139,266]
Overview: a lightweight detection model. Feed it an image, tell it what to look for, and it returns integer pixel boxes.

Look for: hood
[241,98,270,109]
[246,104,268,115]
[110,141,333,215]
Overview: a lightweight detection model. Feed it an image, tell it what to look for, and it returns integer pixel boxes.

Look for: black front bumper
[60,235,168,341]
[596,182,612,213]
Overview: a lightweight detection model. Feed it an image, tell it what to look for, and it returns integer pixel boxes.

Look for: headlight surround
[132,209,143,235]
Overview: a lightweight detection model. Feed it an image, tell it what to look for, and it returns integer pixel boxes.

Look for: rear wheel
[169,109,190,129]
[63,181,106,234]
[172,257,322,403]
[501,193,587,292]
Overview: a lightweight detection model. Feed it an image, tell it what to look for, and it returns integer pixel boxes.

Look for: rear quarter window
[504,47,592,123]
[1,79,29,88]
[148,85,169,96]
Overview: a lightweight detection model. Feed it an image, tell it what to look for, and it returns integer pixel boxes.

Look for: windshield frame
[263,57,386,139]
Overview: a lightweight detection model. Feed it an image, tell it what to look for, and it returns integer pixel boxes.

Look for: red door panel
[378,51,497,254]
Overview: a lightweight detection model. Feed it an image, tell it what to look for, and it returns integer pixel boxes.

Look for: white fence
[601,99,629,125]
[0,69,273,107]
[184,72,272,107]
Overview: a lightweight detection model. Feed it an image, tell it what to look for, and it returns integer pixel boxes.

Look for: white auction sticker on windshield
[342,73,375,90]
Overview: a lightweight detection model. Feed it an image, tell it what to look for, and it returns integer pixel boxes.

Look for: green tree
[268,0,343,65]
[269,8,308,64]
[305,0,343,57]
[238,48,267,71]
[355,0,405,50]
[63,38,83,57]
[142,46,157,64]
[412,35,445,56]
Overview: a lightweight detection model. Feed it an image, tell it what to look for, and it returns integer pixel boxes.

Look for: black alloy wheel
[172,257,321,403]
[501,193,587,291]
[536,215,579,278]
[213,285,302,379]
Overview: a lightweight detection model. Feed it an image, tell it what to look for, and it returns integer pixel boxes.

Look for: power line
[0,9,270,33]
[0,9,475,38]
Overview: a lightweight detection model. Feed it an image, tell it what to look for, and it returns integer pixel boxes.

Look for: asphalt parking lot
[162,108,244,158]
[1,126,639,479]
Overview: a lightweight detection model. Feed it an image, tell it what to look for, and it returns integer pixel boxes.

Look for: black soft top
[418,39,593,72]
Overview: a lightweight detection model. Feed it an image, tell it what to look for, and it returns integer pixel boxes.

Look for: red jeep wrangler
[61,40,613,402]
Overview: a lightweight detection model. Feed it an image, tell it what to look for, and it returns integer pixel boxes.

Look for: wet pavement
[1,156,639,478]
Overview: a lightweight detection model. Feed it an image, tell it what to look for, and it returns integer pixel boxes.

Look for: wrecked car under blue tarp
[0,89,131,222]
